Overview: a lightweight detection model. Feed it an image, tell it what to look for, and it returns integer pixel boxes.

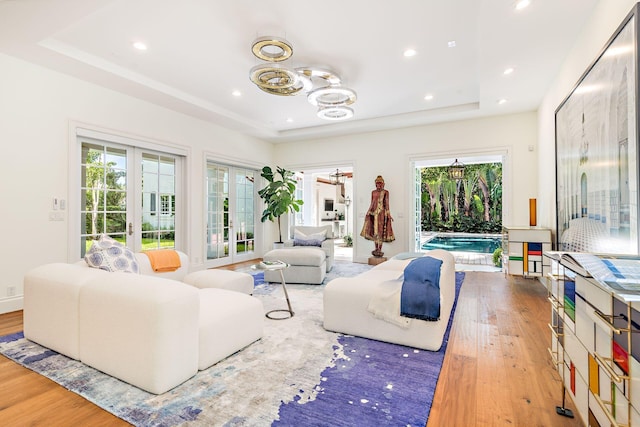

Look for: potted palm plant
[258,166,303,246]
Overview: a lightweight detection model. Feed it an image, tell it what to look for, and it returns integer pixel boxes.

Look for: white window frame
[203,153,263,268]
[68,123,189,261]
[407,148,510,253]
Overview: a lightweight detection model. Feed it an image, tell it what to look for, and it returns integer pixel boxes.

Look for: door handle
[128,222,133,236]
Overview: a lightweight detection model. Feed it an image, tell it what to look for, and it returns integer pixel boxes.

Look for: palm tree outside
[420,162,502,233]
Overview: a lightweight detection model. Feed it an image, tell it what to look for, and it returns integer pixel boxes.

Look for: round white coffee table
[251,261,293,319]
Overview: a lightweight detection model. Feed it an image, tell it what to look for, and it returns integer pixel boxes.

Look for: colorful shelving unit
[502,226,552,277]
[545,251,640,426]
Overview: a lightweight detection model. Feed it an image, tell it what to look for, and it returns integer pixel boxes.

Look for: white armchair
[284,225,335,272]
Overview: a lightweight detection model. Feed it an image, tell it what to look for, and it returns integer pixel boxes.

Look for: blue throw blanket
[400,256,443,321]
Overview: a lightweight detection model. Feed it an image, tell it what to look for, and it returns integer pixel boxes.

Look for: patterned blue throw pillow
[293,238,324,247]
[85,235,139,273]
[293,229,326,247]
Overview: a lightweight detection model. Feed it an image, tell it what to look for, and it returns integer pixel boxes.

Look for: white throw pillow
[85,235,139,273]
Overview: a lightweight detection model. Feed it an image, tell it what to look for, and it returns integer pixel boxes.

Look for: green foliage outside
[141,238,175,251]
[85,236,175,253]
[421,162,502,233]
[492,247,503,267]
[84,148,127,237]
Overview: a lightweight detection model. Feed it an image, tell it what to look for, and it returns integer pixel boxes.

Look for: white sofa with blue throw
[323,249,455,351]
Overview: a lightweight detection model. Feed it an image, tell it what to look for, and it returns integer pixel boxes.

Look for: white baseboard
[0,296,23,315]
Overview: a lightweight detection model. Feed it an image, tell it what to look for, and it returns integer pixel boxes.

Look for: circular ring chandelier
[251,36,293,62]
[296,67,342,87]
[255,73,312,96]
[317,105,354,120]
[250,64,300,90]
[307,86,357,107]
[249,36,357,120]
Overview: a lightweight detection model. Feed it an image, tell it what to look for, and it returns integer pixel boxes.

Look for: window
[80,143,128,253]
[160,194,174,216]
[75,128,185,257]
[150,192,157,215]
[141,153,177,249]
[205,162,257,267]
[324,199,334,212]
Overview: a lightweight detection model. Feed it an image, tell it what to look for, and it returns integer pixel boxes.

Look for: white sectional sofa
[23,251,263,394]
[323,249,455,351]
[134,251,255,295]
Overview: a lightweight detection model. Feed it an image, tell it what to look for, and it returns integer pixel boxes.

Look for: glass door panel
[79,140,181,257]
[80,143,128,256]
[234,169,255,257]
[207,164,230,261]
[206,163,257,266]
[414,164,422,252]
[141,153,176,250]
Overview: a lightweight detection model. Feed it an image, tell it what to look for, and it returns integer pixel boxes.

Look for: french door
[413,163,422,252]
[205,162,257,267]
[78,138,183,257]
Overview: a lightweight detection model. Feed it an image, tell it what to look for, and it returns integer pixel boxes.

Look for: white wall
[275,112,538,262]
[0,53,274,313]
[537,0,638,241]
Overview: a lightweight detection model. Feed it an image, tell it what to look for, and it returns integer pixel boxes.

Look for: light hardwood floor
[0,262,582,426]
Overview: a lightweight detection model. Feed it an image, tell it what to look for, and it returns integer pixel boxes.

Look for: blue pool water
[421,235,502,254]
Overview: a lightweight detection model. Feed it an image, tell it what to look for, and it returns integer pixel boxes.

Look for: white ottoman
[184,269,254,295]
[263,248,326,284]
[79,273,200,394]
[198,288,264,370]
[323,249,456,351]
[24,263,107,360]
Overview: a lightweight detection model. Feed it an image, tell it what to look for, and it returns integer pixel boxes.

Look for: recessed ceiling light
[286,117,294,123]
[515,0,531,10]
[132,41,147,51]
[447,40,456,48]
[498,98,508,105]
[503,67,514,75]
[232,90,242,97]
[424,94,434,101]
[403,49,417,57]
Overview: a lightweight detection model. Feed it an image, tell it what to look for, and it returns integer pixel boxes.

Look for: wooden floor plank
[427,353,478,427]
[428,271,582,427]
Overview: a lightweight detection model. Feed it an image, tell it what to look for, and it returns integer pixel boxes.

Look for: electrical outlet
[7,286,16,297]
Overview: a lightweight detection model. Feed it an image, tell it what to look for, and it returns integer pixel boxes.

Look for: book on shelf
[555,251,640,294]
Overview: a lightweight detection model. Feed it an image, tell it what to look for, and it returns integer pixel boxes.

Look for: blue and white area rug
[0,263,464,427]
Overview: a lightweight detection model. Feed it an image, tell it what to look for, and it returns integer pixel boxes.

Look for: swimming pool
[421,234,502,254]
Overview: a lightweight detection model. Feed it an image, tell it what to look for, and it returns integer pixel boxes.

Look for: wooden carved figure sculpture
[360,175,395,257]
